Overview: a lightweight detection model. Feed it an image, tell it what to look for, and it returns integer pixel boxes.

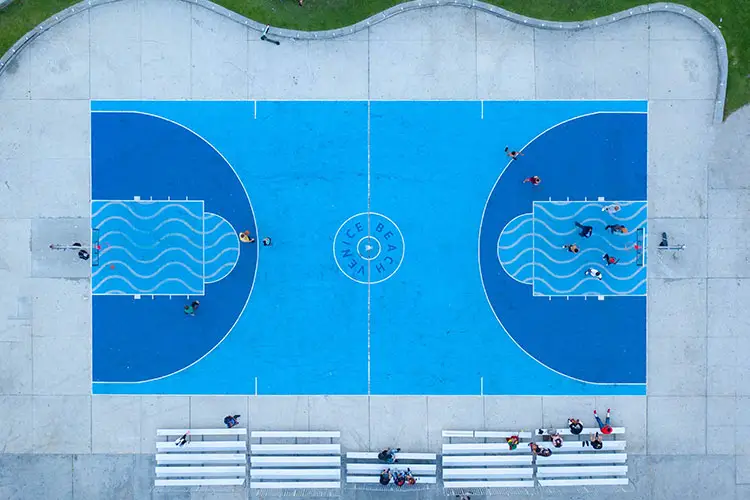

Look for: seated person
[379,468,391,486]
[568,418,584,435]
[378,447,400,463]
[405,468,416,486]
[550,432,563,448]
[590,432,603,450]
[506,435,520,450]
[393,470,406,487]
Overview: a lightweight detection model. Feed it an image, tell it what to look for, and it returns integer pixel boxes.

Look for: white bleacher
[249,430,342,490]
[442,430,535,490]
[154,428,247,487]
[536,427,628,487]
[346,451,437,486]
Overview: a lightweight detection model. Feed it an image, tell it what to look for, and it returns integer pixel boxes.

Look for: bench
[536,427,628,487]
[249,431,342,490]
[346,450,437,487]
[442,430,535,490]
[154,428,248,487]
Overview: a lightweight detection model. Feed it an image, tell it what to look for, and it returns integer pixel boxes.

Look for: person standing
[602,253,619,266]
[584,268,603,280]
[505,146,524,160]
[575,221,593,238]
[184,300,200,316]
[223,415,241,428]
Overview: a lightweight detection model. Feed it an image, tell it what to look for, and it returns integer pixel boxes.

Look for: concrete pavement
[0,0,746,498]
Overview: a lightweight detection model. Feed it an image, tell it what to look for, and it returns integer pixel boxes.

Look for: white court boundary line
[477,110,647,387]
[91,110,260,386]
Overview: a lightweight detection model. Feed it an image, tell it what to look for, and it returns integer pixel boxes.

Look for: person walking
[602,253,619,266]
[601,204,621,215]
[605,224,627,234]
[584,268,603,280]
[239,230,255,243]
[223,415,241,428]
[575,221,593,238]
[184,300,200,316]
[505,146,524,160]
[175,432,189,447]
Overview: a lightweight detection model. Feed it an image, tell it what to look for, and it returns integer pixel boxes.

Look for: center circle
[357,235,381,261]
[333,212,405,285]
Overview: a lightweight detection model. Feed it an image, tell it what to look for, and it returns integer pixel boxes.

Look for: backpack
[378,450,389,461]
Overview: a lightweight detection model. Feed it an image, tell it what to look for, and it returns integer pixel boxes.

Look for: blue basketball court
[90,100,647,395]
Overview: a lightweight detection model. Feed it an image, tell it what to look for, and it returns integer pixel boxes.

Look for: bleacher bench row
[155,427,627,489]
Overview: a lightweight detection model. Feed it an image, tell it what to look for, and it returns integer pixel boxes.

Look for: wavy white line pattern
[91,201,204,221]
[92,200,205,295]
[497,213,534,285]
[531,201,648,296]
[203,213,240,284]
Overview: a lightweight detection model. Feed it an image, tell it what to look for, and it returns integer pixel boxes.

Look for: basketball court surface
[90,100,647,396]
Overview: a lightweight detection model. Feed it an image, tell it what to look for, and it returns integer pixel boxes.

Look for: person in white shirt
[584,268,603,280]
[601,204,621,215]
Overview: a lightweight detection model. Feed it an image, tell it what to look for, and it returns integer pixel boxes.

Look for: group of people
[521,409,613,457]
[560,204,630,282]
[378,448,418,486]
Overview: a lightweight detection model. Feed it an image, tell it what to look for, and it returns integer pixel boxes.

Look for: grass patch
[1,0,748,116]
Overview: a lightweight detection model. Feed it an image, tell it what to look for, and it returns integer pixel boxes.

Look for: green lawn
[1,0,748,116]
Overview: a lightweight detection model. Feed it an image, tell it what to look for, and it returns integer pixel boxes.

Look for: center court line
[367,100,372,396]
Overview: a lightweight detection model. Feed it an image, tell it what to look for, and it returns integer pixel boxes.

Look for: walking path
[0,1,746,498]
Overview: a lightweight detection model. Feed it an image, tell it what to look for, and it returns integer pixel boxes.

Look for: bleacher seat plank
[443,443,527,454]
[156,441,246,452]
[474,431,532,439]
[536,453,627,465]
[443,467,533,479]
[346,451,436,461]
[250,481,341,489]
[251,431,339,439]
[156,453,246,464]
[251,468,340,479]
[442,430,474,438]
[549,440,627,452]
[250,456,341,467]
[346,463,436,474]
[443,480,534,488]
[251,443,340,455]
[443,455,532,466]
[157,428,246,437]
[155,466,245,477]
[155,478,245,487]
[556,427,625,436]
[538,477,629,487]
[537,465,628,477]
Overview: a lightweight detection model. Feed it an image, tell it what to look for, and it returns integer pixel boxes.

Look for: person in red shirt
[602,253,619,266]
[523,175,541,186]
[594,408,613,434]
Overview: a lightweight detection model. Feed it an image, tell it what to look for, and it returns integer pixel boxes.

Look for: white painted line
[481,100,484,120]
[598,196,605,201]
[598,296,605,301]
[134,195,140,200]
[254,100,257,119]
[480,376,484,396]
[254,377,258,396]
[134,294,141,299]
